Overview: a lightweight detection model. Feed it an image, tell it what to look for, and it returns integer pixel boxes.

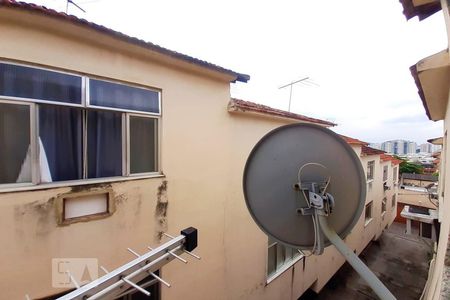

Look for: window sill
[266,255,304,285]
[364,218,373,227]
[0,173,165,194]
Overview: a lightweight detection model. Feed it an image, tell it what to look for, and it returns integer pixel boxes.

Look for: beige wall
[0,7,398,300]
[398,189,437,209]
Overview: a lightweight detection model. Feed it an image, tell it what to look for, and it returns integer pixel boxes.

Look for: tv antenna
[279,77,318,112]
[243,123,396,300]
[24,228,199,299]
[65,0,86,14]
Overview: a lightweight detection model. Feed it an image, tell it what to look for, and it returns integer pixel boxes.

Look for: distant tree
[399,161,424,174]
[392,155,424,174]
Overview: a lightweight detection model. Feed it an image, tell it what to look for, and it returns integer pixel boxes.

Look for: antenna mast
[278,77,309,112]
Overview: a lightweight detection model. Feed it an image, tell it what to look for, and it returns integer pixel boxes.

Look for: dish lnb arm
[318,216,396,300]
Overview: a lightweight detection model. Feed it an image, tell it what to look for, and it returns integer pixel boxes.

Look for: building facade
[399,0,450,298]
[381,139,417,155]
[0,2,399,299]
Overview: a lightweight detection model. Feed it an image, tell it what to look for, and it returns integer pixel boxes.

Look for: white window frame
[364,201,373,227]
[367,160,375,182]
[85,77,162,117]
[126,113,160,177]
[383,165,388,182]
[381,197,387,216]
[266,238,303,284]
[393,167,398,184]
[0,61,162,192]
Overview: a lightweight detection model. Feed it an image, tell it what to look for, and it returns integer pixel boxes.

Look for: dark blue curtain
[87,110,122,178]
[39,105,83,181]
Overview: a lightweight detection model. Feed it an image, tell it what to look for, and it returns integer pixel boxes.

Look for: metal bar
[278,77,309,89]
[67,271,80,289]
[87,246,182,300]
[122,278,150,296]
[57,235,185,300]
[183,250,201,260]
[169,250,187,263]
[113,279,158,299]
[318,216,396,300]
[163,232,175,239]
[127,248,141,257]
[149,272,171,287]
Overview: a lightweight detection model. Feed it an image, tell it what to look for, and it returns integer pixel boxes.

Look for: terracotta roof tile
[228,98,336,126]
[339,135,368,146]
[361,145,385,156]
[0,0,249,83]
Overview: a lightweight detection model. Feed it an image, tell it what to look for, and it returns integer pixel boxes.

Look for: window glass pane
[0,103,30,183]
[87,110,122,178]
[267,245,276,276]
[0,63,81,104]
[276,244,286,269]
[39,105,83,181]
[90,79,159,113]
[130,116,157,173]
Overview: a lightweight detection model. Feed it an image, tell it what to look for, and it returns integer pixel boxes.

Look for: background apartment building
[381,139,417,155]
[0,2,399,299]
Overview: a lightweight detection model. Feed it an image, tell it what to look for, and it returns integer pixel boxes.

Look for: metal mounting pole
[317,215,396,300]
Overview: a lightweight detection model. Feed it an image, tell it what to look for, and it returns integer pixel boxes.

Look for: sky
[26,0,447,144]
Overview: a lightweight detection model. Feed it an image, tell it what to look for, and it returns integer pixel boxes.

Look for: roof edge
[0,0,250,83]
[228,98,336,127]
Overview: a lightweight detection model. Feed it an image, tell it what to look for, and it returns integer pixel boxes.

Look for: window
[0,102,31,184]
[365,201,373,226]
[0,62,161,188]
[393,167,398,183]
[267,237,301,280]
[383,165,388,182]
[367,160,375,181]
[392,194,396,208]
[0,62,82,104]
[382,197,387,214]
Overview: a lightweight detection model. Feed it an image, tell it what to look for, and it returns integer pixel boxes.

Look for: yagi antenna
[243,123,396,300]
[278,77,312,112]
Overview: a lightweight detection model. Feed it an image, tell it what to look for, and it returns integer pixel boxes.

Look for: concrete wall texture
[0,7,399,299]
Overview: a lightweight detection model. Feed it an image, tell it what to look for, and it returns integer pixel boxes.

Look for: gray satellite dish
[243,123,396,300]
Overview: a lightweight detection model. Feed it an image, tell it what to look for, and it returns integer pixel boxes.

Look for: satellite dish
[243,123,396,300]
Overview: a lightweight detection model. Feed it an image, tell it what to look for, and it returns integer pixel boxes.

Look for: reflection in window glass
[130,116,157,174]
[39,105,83,181]
[0,103,30,183]
[87,110,122,178]
[0,63,82,103]
[90,79,160,113]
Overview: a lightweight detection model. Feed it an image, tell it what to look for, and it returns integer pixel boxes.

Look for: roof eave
[410,49,450,121]
[399,0,441,21]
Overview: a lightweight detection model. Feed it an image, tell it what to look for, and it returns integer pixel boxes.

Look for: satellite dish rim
[243,123,367,249]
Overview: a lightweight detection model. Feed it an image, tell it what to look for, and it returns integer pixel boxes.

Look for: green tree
[392,156,424,174]
[399,161,424,174]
